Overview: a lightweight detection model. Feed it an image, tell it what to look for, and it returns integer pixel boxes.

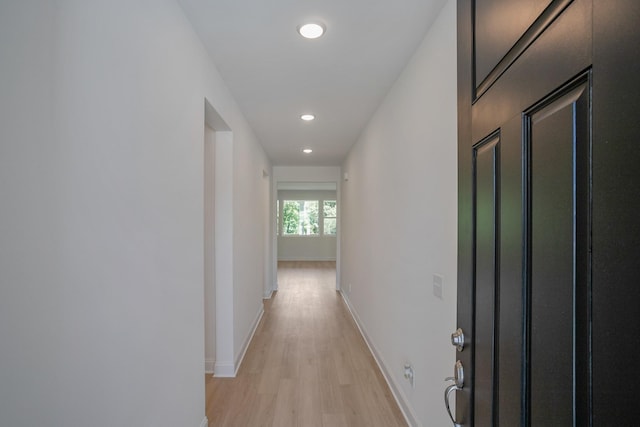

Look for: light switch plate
[433,274,443,299]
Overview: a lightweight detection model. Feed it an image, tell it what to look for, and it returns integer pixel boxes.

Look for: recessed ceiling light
[300,114,315,121]
[298,23,325,39]
[302,148,313,154]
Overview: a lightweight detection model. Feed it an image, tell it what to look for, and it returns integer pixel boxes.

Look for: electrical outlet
[404,364,415,388]
[348,283,352,293]
[433,274,443,299]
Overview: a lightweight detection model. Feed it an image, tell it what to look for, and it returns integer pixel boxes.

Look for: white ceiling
[177,0,447,166]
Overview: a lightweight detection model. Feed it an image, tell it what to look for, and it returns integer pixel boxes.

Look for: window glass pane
[323,200,336,235]
[323,200,337,217]
[302,200,319,235]
[282,200,300,235]
[324,218,337,235]
[282,200,318,235]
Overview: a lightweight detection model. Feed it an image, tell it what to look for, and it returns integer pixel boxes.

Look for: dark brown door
[456,1,640,425]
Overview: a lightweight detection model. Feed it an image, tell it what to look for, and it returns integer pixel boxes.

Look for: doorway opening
[203,123,216,375]
[272,181,340,293]
[202,98,233,385]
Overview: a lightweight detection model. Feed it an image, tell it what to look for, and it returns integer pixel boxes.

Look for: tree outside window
[280,198,337,236]
[282,200,319,235]
[323,200,337,235]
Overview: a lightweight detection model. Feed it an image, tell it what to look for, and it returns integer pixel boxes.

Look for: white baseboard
[213,306,265,378]
[213,361,235,378]
[234,306,264,375]
[277,257,337,261]
[199,416,208,427]
[205,358,215,374]
[263,289,274,299]
[339,291,420,427]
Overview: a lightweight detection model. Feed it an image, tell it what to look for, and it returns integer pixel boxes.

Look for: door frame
[270,167,342,294]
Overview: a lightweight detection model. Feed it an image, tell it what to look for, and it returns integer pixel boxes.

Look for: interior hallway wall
[340,1,457,425]
[232,120,272,372]
[0,1,270,426]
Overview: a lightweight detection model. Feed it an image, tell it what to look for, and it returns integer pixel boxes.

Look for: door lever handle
[444,360,464,426]
[445,383,463,427]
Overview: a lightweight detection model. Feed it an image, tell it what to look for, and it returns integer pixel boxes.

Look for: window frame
[277,195,338,237]
[322,200,337,236]
[280,199,320,236]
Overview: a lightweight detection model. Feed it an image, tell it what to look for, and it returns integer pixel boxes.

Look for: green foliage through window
[282,200,319,235]
[280,199,337,236]
[323,200,337,235]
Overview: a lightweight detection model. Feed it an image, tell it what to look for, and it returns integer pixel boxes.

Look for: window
[282,200,319,235]
[323,200,337,235]
[278,196,337,236]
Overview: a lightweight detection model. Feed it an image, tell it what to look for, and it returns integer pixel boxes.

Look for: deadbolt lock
[451,328,465,352]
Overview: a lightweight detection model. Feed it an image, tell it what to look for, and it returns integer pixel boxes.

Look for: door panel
[525,78,591,426]
[529,91,575,427]
[471,0,591,141]
[592,2,640,424]
[460,0,640,425]
[475,0,552,87]
[472,78,593,427]
[455,0,624,425]
[496,117,524,427]
[473,133,500,426]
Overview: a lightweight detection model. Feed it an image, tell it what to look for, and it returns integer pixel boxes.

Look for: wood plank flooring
[205,261,407,427]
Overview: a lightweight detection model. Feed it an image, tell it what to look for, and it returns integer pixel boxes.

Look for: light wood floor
[205,261,407,427]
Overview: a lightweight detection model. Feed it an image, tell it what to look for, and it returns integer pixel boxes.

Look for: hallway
[205,261,407,426]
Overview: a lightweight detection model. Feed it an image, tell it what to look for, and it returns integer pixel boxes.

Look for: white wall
[340,2,457,426]
[277,190,337,261]
[0,1,269,426]
[232,118,271,372]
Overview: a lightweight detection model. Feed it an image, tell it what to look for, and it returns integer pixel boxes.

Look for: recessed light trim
[300,114,315,121]
[302,148,313,154]
[298,23,325,39]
